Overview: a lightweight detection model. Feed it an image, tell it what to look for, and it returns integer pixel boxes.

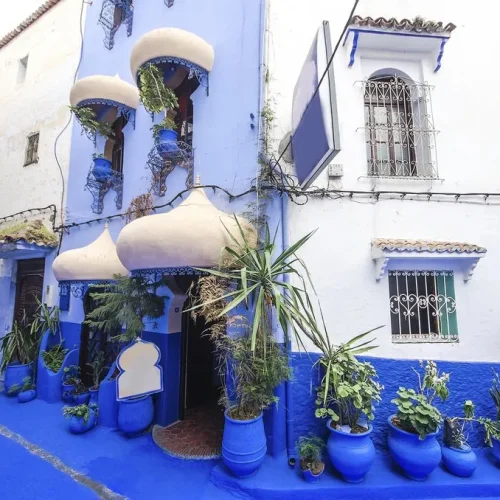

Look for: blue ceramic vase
[62,382,75,403]
[388,416,441,481]
[5,363,32,394]
[222,410,267,478]
[327,421,375,483]
[117,395,154,435]
[68,410,97,434]
[442,444,477,477]
[156,129,179,159]
[89,388,99,405]
[72,391,90,406]
[302,464,324,483]
[92,157,112,181]
[18,389,36,403]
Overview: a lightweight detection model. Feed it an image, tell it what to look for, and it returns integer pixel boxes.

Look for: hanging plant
[70,106,113,140]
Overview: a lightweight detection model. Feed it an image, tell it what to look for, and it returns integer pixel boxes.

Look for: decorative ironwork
[147,138,194,197]
[59,280,116,299]
[140,56,209,92]
[79,98,136,129]
[85,166,123,215]
[132,267,208,284]
[362,77,438,179]
[389,270,458,343]
[98,0,133,51]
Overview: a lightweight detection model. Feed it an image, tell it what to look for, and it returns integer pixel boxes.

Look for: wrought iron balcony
[98,0,133,50]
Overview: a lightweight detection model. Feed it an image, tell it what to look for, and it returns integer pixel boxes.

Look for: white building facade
[267,0,500,448]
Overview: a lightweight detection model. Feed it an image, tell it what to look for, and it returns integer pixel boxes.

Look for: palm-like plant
[0,319,38,372]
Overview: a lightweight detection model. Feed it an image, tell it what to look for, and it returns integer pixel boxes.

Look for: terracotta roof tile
[350,16,456,35]
[372,238,486,254]
[0,0,62,50]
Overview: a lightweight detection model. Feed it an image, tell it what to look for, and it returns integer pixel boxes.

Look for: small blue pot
[62,382,75,403]
[89,388,99,405]
[492,437,500,465]
[442,444,477,477]
[5,363,32,394]
[388,415,441,481]
[68,410,97,434]
[117,395,154,435]
[327,421,375,483]
[92,157,112,181]
[18,389,36,403]
[302,464,324,483]
[72,392,90,406]
[222,410,267,478]
[156,129,179,159]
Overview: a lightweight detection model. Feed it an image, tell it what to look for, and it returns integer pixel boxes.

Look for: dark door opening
[14,258,45,326]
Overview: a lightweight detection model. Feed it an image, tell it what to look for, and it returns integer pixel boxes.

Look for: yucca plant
[0,319,38,372]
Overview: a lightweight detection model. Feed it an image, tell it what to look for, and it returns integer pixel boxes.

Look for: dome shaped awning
[53,224,128,283]
[130,28,214,91]
[69,75,139,127]
[116,186,255,273]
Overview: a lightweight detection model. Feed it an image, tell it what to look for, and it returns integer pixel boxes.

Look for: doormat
[152,405,224,460]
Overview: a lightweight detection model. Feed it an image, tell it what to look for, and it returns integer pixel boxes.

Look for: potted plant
[388,360,449,481]
[62,365,80,403]
[138,64,179,158]
[91,153,112,182]
[41,344,68,373]
[71,380,90,405]
[478,370,500,464]
[17,376,36,403]
[87,352,106,404]
[63,403,98,434]
[69,106,113,142]
[297,435,325,483]
[315,336,382,483]
[442,400,477,477]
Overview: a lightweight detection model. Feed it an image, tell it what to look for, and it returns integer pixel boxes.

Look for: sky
[0,0,48,39]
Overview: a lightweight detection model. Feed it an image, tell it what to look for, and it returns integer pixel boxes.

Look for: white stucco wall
[268,0,500,362]
[0,0,86,224]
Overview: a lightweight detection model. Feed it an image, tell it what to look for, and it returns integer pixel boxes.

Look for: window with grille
[388,270,458,343]
[24,133,39,166]
[364,76,438,179]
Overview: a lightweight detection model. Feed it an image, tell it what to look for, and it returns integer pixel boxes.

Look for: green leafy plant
[32,298,61,343]
[138,64,179,136]
[490,369,500,421]
[443,400,475,449]
[8,376,35,395]
[0,319,39,372]
[69,106,113,139]
[42,344,68,373]
[63,365,80,385]
[7,383,22,395]
[391,361,450,439]
[92,153,108,160]
[85,274,166,343]
[315,335,383,431]
[478,417,500,446]
[87,352,106,390]
[297,435,325,473]
[63,403,98,424]
[72,381,88,395]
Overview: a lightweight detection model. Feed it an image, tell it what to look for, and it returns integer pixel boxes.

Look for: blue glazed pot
[327,420,375,483]
[92,157,112,181]
[68,410,97,434]
[492,437,500,465]
[18,389,36,403]
[117,395,154,435]
[5,363,32,394]
[62,382,75,403]
[89,388,99,405]
[302,464,324,483]
[156,129,179,159]
[72,391,90,406]
[442,444,477,477]
[222,410,267,478]
[388,415,441,481]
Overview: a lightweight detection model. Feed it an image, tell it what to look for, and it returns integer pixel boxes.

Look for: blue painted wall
[290,353,500,451]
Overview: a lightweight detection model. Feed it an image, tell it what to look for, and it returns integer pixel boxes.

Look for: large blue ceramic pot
[18,389,36,403]
[92,157,112,182]
[222,410,267,478]
[492,437,500,465]
[5,363,32,394]
[442,444,477,477]
[68,410,97,434]
[388,415,441,481]
[156,129,179,159]
[327,420,375,483]
[117,395,154,435]
[72,391,90,406]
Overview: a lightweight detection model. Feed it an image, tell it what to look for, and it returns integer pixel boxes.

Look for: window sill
[364,175,442,181]
[392,336,459,344]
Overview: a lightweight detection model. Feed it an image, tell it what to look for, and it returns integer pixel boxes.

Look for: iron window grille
[363,77,438,179]
[389,270,458,343]
[24,133,39,166]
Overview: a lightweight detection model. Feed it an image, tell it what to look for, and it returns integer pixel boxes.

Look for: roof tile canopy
[53,224,127,282]
[350,16,456,35]
[116,186,255,272]
[372,239,486,254]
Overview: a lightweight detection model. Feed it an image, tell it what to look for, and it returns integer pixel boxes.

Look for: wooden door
[14,258,45,326]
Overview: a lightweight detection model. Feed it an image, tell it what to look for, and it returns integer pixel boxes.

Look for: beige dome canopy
[70,75,139,110]
[53,224,128,282]
[116,187,255,272]
[130,28,214,83]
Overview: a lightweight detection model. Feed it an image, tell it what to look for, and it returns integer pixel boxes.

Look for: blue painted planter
[222,410,267,479]
[68,410,97,434]
[62,382,75,403]
[92,157,112,181]
[388,416,441,481]
[72,391,90,406]
[18,389,36,403]
[89,388,99,405]
[97,365,118,428]
[442,444,477,477]
[327,421,375,483]
[156,129,179,159]
[492,437,500,465]
[302,464,324,483]
[118,395,154,435]
[4,363,32,395]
